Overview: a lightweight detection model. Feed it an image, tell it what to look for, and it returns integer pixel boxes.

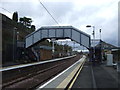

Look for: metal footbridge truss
[25,26,91,49]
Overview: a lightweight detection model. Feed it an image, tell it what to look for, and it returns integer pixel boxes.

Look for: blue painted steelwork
[25,26,91,49]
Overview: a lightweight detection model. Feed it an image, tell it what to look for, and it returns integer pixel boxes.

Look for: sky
[0,0,119,48]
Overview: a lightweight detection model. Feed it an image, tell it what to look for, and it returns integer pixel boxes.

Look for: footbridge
[25,26,91,49]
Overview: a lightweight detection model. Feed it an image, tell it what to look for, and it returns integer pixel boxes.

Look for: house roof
[95,40,117,49]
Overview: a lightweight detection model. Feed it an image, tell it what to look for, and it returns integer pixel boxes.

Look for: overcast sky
[0,0,119,47]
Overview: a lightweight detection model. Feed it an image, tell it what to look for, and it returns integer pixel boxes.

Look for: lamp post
[13,27,17,62]
[86,25,95,63]
[73,41,75,55]
[51,38,55,58]
[86,25,95,39]
[99,29,102,63]
[99,29,101,40]
[17,31,19,41]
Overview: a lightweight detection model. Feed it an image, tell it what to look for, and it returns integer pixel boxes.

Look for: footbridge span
[25,26,91,49]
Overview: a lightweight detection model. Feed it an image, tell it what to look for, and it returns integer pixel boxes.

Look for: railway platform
[1,55,80,89]
[37,57,119,89]
[37,55,86,89]
[72,61,119,89]
[1,55,119,89]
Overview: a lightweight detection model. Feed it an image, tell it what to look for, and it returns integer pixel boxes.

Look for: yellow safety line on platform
[56,57,86,88]
[68,60,85,89]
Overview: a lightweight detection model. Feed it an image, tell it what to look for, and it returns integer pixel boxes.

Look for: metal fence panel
[49,29,55,38]
[41,29,48,39]
[26,35,33,48]
[81,34,90,48]
[33,31,40,43]
[56,29,63,37]
[72,29,80,43]
[64,29,71,38]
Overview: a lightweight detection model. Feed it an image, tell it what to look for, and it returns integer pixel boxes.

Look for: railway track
[2,55,81,89]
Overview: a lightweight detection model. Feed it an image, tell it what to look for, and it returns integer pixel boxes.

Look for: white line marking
[0,55,76,72]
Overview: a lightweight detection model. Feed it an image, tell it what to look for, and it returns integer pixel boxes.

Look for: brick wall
[40,49,52,60]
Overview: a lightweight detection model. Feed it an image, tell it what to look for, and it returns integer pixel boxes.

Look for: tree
[19,16,36,33]
[12,12,18,22]
[19,17,32,28]
[31,25,36,32]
